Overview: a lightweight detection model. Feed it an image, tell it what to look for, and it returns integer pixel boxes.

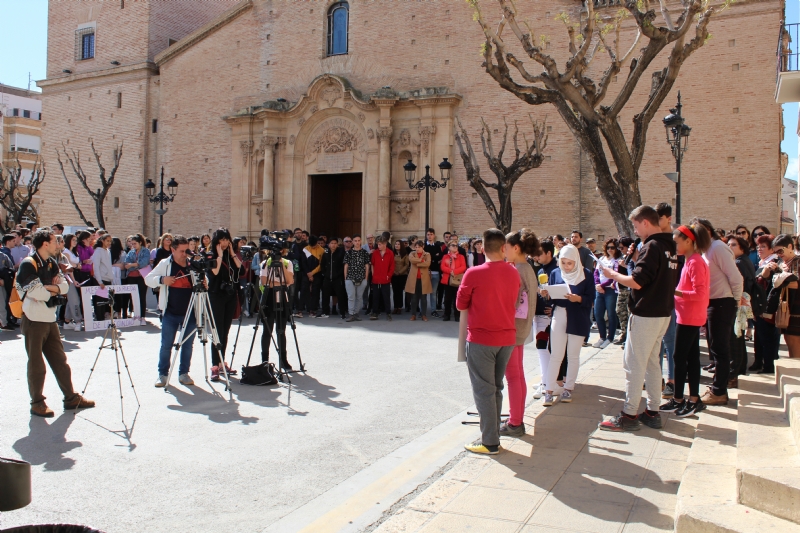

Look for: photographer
[207,228,243,382]
[260,248,295,370]
[145,235,198,387]
[16,229,95,417]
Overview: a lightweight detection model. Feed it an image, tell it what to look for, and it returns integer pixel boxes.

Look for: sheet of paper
[96,287,109,298]
[541,283,571,299]
[138,265,153,278]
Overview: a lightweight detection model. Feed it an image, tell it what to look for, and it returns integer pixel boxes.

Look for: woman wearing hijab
[540,244,595,406]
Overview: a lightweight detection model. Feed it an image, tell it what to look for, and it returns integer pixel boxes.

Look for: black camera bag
[240,362,278,386]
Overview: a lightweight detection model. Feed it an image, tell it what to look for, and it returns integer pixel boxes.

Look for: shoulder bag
[448,257,463,287]
[775,284,791,329]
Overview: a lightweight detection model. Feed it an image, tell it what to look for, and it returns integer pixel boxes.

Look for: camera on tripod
[240,245,257,262]
[259,230,290,260]
[187,250,215,273]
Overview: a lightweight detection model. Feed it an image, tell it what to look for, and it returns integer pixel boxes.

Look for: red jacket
[441,252,467,285]
[371,248,395,284]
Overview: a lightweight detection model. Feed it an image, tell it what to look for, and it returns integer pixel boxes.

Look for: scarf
[559,244,585,285]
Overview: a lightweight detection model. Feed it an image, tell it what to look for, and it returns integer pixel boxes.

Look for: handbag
[447,257,463,287]
[240,362,279,386]
[775,285,790,329]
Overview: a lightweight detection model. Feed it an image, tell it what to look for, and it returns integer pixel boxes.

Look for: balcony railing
[593,0,623,7]
[778,22,799,74]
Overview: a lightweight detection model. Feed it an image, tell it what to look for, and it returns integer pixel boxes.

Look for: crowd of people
[3,208,798,451]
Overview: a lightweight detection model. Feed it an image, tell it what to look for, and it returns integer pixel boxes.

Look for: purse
[240,362,279,386]
[775,285,791,329]
[447,257,463,287]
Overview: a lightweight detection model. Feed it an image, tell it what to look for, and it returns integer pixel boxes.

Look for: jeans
[622,314,670,415]
[673,324,701,399]
[594,290,618,341]
[466,342,514,447]
[158,311,196,376]
[429,271,440,311]
[371,283,391,316]
[659,309,677,380]
[345,279,367,316]
[707,298,737,397]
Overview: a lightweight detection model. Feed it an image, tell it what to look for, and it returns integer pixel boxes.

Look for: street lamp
[404,158,452,233]
[144,166,178,236]
[662,91,691,224]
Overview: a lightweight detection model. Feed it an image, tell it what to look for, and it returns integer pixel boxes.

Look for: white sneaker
[592,339,605,348]
[179,373,195,386]
[600,339,611,349]
[73,322,83,331]
[543,392,555,406]
[532,383,544,399]
[561,390,573,403]
[154,375,168,388]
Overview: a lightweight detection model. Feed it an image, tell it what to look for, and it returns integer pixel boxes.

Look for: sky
[1,0,798,179]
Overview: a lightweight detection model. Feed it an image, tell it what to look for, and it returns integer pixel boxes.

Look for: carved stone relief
[320,85,342,107]
[358,113,365,122]
[240,140,253,164]
[344,102,353,110]
[367,129,374,140]
[310,104,318,114]
[418,126,435,156]
[399,129,411,146]
[298,117,305,126]
[377,127,393,142]
[289,135,296,145]
[395,203,412,224]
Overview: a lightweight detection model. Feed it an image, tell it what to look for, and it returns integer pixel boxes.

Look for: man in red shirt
[370,236,395,320]
[457,228,520,455]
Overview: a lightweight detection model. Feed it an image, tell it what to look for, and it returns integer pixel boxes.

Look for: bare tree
[56,139,123,228]
[455,116,547,234]
[0,156,45,233]
[472,0,722,235]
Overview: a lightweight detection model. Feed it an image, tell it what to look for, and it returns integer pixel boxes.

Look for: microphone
[538,273,549,285]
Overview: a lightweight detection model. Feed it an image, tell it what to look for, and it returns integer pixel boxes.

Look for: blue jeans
[158,311,196,376]
[594,290,618,341]
[659,309,677,380]
[429,271,440,310]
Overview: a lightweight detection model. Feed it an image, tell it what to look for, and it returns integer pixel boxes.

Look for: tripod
[164,271,233,400]
[242,254,305,383]
[76,292,140,430]
[229,280,264,365]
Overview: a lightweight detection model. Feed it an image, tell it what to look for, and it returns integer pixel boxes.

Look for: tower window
[152,119,158,133]
[327,2,348,56]
[76,27,96,60]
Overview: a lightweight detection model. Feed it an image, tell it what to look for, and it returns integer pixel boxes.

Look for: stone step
[776,359,800,448]
[677,503,800,532]
[736,371,800,524]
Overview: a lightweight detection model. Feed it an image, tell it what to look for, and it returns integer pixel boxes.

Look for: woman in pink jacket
[440,242,467,321]
[660,224,711,418]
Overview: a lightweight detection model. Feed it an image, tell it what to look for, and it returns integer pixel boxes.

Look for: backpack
[9,258,37,319]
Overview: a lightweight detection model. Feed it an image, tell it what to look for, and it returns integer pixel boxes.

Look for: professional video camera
[240,245,257,262]
[187,250,215,273]
[259,230,291,259]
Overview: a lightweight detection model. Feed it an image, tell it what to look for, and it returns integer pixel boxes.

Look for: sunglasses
[775,248,785,255]
[754,232,765,238]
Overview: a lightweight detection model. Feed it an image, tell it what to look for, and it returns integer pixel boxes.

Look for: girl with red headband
[660,224,711,417]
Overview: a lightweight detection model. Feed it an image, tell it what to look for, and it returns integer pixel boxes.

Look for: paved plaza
[0,313,761,533]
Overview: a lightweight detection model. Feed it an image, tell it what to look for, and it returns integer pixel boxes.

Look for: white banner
[80,284,142,332]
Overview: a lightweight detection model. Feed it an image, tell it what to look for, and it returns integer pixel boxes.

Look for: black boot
[280,358,294,371]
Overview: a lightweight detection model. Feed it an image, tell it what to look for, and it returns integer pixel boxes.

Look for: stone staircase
[676,358,800,532]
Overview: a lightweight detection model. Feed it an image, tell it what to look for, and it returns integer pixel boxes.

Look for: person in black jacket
[291,232,308,316]
[321,237,347,319]
[207,228,243,382]
[599,206,678,432]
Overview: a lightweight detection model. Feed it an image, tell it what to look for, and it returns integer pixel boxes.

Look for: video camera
[240,245,257,262]
[259,230,291,259]
[187,250,215,273]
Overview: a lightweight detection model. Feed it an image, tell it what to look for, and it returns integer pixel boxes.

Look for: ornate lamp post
[404,158,453,233]
[144,166,178,236]
[662,92,691,224]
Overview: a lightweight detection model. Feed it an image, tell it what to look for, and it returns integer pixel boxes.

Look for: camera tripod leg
[200,294,232,401]
[287,314,306,373]
[165,293,199,393]
[111,326,126,423]
[229,283,256,368]
[75,324,111,416]
[115,328,140,408]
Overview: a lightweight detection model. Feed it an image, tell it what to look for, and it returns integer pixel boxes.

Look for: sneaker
[73,322,83,331]
[700,388,728,406]
[314,312,322,318]
[637,410,663,429]
[178,373,195,386]
[543,392,555,406]
[464,439,500,455]
[386,314,392,321]
[370,314,378,320]
[499,421,526,438]
[560,390,573,403]
[346,315,357,322]
[662,382,675,399]
[582,341,592,347]
[659,398,685,413]
[318,313,329,318]
[154,375,168,388]
[676,398,706,418]
[431,311,440,318]
[532,383,544,399]
[222,362,237,375]
[598,412,641,432]
[210,366,220,382]
[1,324,15,331]
[355,315,363,321]
[600,339,611,349]
[592,339,605,348]
[613,336,626,345]
[63,394,95,410]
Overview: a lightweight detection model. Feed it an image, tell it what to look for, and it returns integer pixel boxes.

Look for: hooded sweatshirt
[629,232,678,317]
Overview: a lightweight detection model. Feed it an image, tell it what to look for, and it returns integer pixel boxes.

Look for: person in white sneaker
[540,245,595,406]
[593,238,622,349]
[145,235,199,387]
[531,240,559,398]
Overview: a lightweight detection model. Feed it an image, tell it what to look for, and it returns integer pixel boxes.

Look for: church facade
[37,0,785,241]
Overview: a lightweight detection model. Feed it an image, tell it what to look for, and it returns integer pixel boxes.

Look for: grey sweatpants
[623,315,671,415]
[466,342,514,447]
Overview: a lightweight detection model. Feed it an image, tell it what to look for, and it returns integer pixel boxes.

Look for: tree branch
[55,148,92,226]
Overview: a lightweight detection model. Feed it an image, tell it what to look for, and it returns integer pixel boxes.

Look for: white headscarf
[558,244,585,285]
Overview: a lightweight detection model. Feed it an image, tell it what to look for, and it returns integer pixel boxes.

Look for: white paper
[541,283,571,300]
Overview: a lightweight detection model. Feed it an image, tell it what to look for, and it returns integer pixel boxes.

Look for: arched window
[327,2,348,56]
